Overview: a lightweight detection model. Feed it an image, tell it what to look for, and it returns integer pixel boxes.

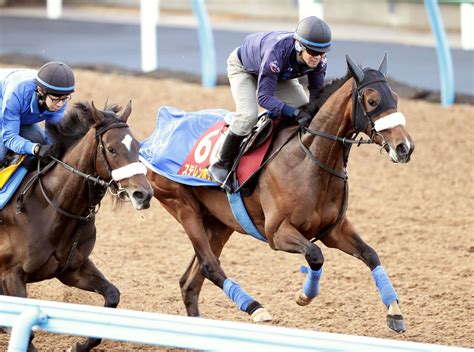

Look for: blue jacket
[0,69,67,155]
[239,31,327,117]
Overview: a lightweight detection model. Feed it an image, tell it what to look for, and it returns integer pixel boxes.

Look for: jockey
[0,61,75,163]
[208,16,332,188]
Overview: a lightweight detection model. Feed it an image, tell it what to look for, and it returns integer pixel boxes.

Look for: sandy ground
[0,66,473,351]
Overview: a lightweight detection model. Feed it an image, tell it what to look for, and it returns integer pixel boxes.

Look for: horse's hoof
[295,289,314,306]
[250,307,272,322]
[387,314,406,333]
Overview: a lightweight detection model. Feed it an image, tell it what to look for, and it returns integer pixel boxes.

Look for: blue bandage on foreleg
[300,266,322,298]
[371,266,399,307]
[223,278,253,312]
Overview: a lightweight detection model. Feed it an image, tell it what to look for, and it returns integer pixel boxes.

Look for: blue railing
[424,0,456,106]
[1,296,469,352]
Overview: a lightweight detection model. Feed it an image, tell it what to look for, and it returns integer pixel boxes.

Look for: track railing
[1,295,470,352]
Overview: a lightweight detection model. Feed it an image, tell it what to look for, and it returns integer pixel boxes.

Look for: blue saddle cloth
[139,106,231,186]
[0,166,28,209]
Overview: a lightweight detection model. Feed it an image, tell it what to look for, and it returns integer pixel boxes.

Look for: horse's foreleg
[2,266,37,350]
[180,220,233,317]
[58,258,120,352]
[322,219,406,333]
[271,223,325,306]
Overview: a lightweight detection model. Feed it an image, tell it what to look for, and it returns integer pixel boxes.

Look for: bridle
[300,68,406,180]
[16,121,147,221]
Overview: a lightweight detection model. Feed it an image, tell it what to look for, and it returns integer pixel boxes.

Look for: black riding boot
[208,130,245,190]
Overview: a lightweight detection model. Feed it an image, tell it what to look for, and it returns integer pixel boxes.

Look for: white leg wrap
[374,112,406,132]
[111,162,147,181]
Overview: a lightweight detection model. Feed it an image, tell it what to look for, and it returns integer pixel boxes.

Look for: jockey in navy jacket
[239,31,327,118]
[208,16,333,190]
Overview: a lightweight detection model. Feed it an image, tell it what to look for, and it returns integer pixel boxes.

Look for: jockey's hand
[34,144,55,161]
[294,109,313,128]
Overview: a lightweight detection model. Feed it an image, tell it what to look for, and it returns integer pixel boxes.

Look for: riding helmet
[294,16,332,53]
[35,61,75,95]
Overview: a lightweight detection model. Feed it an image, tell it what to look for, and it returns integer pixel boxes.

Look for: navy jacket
[239,31,327,117]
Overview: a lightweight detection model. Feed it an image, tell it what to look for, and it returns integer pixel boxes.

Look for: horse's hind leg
[322,219,406,333]
[157,187,270,322]
[179,217,233,317]
[58,258,120,352]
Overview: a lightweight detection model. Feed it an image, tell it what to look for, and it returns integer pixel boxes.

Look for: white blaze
[122,134,133,151]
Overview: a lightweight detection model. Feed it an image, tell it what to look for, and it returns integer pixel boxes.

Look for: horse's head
[346,53,415,163]
[87,101,153,210]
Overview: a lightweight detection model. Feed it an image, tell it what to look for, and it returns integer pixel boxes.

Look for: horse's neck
[304,83,353,169]
[44,132,99,213]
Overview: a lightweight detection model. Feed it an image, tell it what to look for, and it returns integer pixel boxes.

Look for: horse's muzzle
[389,141,415,163]
[130,189,152,209]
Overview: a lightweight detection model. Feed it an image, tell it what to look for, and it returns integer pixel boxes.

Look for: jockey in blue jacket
[0,61,75,163]
[208,16,332,189]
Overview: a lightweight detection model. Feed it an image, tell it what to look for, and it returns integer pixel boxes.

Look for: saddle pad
[0,166,28,209]
[139,106,230,186]
[139,106,275,188]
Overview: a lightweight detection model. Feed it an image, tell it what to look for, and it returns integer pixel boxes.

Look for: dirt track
[1,66,473,351]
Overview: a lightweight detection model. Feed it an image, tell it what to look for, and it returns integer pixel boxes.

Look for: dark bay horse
[147,54,414,332]
[0,102,152,351]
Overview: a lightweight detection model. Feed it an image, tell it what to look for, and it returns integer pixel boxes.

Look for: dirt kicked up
[0,66,472,351]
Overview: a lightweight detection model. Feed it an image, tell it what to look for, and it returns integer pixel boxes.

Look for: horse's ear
[346,54,364,83]
[90,101,104,124]
[103,97,110,111]
[119,100,132,122]
[378,51,388,76]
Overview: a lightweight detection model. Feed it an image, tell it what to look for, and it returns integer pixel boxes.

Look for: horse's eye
[107,146,116,154]
[368,98,378,107]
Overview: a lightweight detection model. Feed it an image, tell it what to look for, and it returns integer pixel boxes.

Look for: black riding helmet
[35,61,75,96]
[294,16,332,53]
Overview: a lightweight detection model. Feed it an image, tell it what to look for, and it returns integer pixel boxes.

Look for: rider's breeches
[226,48,309,136]
[0,123,46,160]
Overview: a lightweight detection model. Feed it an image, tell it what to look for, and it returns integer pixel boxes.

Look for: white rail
[1,296,469,352]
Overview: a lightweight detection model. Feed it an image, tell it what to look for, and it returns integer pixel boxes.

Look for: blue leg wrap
[300,266,322,298]
[371,266,399,307]
[223,278,253,312]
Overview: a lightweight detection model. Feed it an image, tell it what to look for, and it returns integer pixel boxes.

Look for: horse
[146,54,414,333]
[0,101,153,351]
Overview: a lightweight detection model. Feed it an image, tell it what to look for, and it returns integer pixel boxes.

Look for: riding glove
[294,109,313,128]
[33,144,55,160]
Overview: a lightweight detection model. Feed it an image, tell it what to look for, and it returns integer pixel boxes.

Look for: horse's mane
[314,71,353,110]
[46,102,123,156]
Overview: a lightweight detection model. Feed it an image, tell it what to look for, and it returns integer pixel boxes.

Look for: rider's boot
[208,130,245,191]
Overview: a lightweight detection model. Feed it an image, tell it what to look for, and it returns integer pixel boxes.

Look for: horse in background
[0,101,152,351]
[146,54,414,332]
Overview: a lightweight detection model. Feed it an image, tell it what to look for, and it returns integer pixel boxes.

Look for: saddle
[241,113,274,155]
[226,113,290,196]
